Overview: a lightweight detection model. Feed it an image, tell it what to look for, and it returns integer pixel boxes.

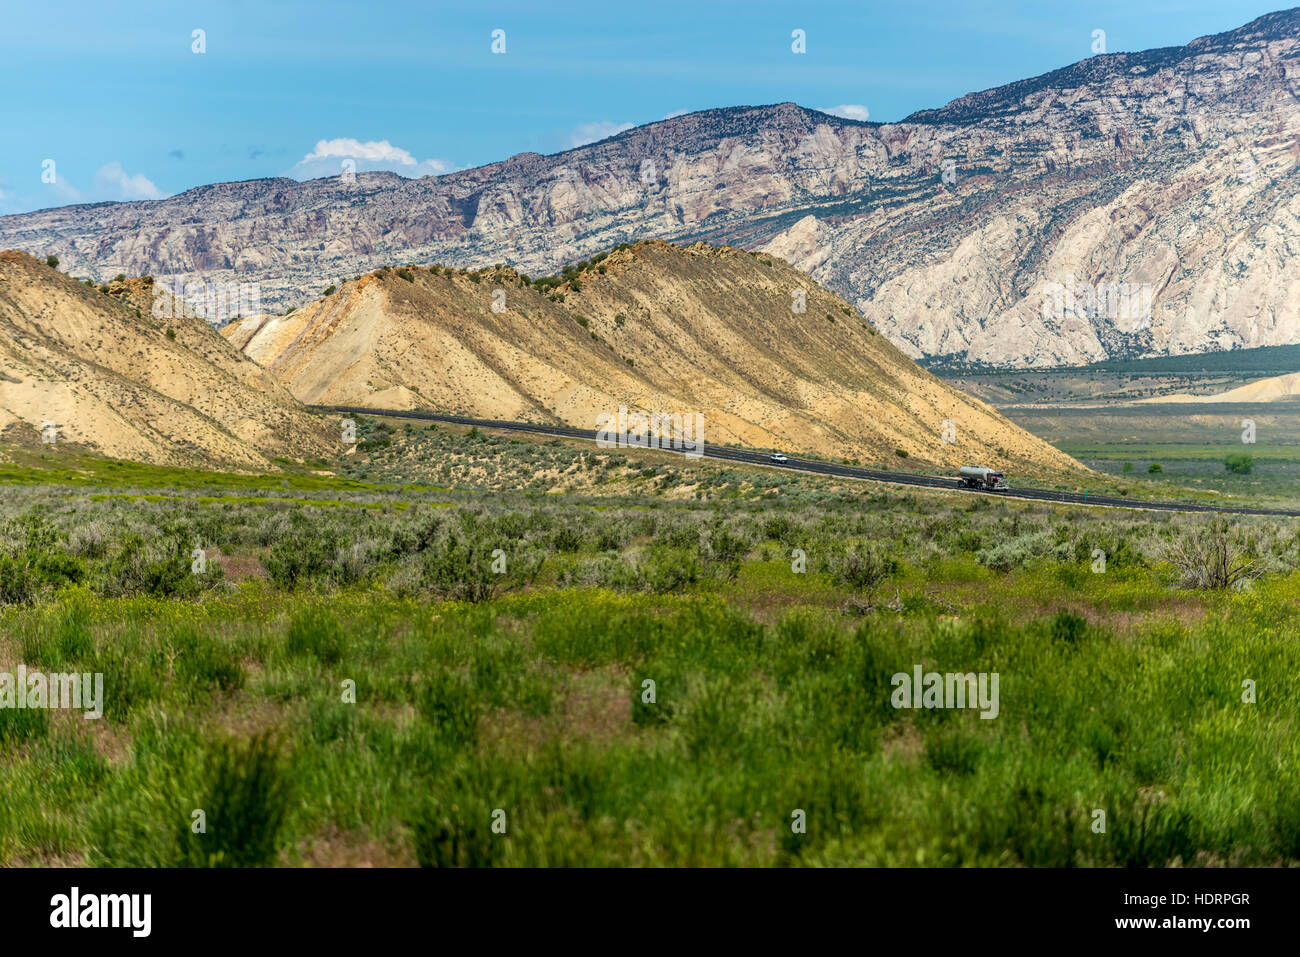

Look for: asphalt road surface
[315,405,1300,519]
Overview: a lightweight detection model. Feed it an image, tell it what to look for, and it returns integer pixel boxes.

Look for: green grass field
[2,424,1298,867]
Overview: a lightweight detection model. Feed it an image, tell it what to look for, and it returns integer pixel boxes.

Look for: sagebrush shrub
[1164,519,1262,590]
[827,542,898,591]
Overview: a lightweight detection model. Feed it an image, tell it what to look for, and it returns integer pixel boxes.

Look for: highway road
[314,405,1300,519]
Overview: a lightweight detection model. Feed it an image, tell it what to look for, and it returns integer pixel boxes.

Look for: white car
[769,453,788,464]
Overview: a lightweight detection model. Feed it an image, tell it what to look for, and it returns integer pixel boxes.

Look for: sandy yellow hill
[1140,371,1300,404]
[0,250,336,468]
[224,241,1084,476]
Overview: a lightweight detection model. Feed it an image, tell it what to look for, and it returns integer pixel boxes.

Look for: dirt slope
[224,241,1084,476]
[0,250,336,468]
[1140,370,1300,404]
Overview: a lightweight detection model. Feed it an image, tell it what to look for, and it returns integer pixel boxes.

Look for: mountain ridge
[5,9,1300,368]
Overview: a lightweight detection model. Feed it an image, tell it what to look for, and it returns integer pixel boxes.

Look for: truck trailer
[959,465,1009,490]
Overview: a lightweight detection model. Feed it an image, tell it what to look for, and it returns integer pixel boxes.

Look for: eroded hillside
[224,241,1084,476]
[0,251,335,467]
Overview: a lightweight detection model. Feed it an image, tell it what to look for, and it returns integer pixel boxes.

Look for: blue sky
[0,0,1285,214]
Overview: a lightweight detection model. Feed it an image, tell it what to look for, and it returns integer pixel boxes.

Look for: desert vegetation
[1,422,1298,866]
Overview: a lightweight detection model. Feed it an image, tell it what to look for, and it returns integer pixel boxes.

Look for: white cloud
[565,121,634,149]
[286,138,453,181]
[93,161,165,201]
[0,162,166,212]
[48,179,84,204]
[662,109,690,120]
[821,104,870,122]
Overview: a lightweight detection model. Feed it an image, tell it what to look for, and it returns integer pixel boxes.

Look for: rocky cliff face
[4,10,1300,368]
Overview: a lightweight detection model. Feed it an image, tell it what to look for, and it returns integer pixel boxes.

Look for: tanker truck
[958,465,1009,490]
